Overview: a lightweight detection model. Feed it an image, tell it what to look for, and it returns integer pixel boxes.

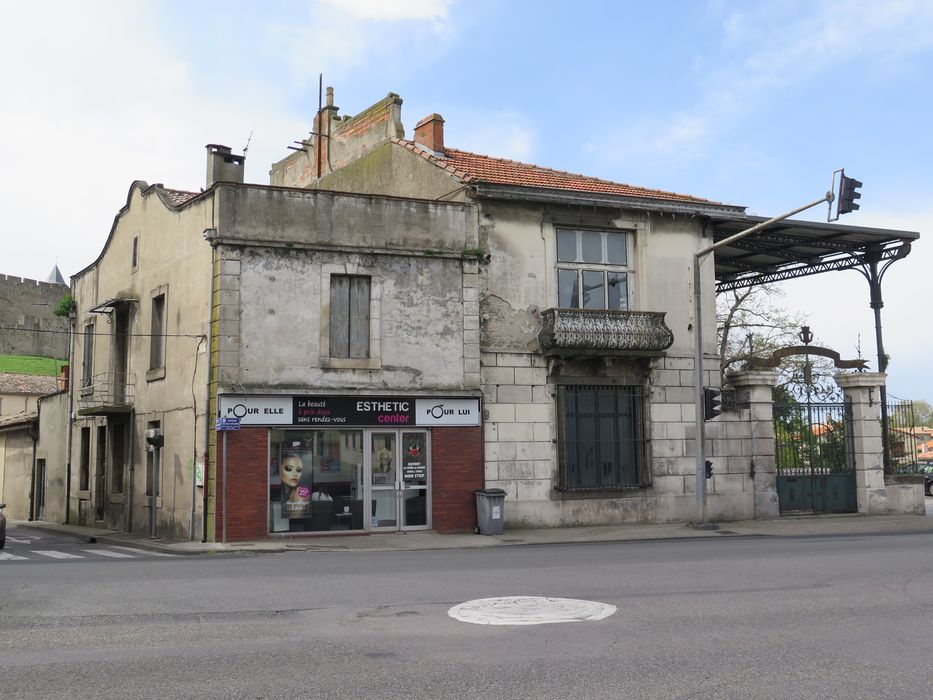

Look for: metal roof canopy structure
[710,216,918,293]
[707,212,920,481]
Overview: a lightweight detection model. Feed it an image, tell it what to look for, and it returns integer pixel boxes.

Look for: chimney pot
[414,113,445,155]
[205,143,245,187]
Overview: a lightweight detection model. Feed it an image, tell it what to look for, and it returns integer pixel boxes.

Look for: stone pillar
[727,370,779,519]
[835,372,888,513]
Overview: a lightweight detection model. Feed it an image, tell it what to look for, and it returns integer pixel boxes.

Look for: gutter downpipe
[693,193,831,525]
[65,310,76,524]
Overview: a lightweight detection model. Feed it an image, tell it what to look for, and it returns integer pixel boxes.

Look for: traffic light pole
[693,193,832,525]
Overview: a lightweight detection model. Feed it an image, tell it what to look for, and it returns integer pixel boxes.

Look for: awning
[89,297,138,314]
[711,216,919,292]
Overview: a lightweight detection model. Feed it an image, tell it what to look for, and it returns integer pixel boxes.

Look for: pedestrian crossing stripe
[110,546,177,557]
[0,552,29,561]
[32,550,83,559]
[81,549,135,558]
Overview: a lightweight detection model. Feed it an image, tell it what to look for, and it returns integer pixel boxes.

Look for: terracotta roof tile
[0,373,59,396]
[162,188,200,207]
[393,139,715,204]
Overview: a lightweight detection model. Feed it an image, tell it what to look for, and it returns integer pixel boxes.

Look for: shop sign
[415,398,481,426]
[293,396,415,426]
[218,395,293,425]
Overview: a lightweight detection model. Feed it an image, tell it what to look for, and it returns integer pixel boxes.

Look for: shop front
[216,395,482,537]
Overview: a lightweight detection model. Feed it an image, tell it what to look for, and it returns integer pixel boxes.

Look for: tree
[716,285,840,401]
[910,400,933,427]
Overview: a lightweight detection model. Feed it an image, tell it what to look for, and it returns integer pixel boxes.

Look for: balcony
[77,372,135,415]
[538,308,674,357]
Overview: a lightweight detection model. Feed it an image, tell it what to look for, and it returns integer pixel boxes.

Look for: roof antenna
[243,130,253,157]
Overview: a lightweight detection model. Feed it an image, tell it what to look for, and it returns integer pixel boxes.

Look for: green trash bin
[474,488,506,535]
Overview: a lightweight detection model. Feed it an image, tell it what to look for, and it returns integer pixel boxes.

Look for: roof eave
[472,183,746,218]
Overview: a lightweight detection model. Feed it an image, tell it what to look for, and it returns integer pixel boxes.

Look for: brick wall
[214,427,268,541]
[431,426,484,532]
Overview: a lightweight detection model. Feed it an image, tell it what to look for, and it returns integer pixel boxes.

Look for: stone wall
[0,273,70,359]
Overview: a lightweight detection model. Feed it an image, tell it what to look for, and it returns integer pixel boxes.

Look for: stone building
[68,146,482,541]
[271,90,753,526]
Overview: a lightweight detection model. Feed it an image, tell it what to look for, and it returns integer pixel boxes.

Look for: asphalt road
[1,525,931,699]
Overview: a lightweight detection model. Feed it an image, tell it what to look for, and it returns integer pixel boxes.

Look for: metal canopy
[711,216,919,293]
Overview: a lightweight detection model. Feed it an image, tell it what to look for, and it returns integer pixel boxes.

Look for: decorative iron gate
[774,400,857,514]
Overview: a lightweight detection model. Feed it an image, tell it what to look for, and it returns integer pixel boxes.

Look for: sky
[1,0,930,402]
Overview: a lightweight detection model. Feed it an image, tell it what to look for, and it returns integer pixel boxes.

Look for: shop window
[556,228,631,310]
[329,275,370,359]
[269,429,364,533]
[557,383,648,490]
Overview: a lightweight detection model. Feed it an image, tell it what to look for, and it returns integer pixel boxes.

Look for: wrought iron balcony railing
[77,372,135,414]
[539,308,674,356]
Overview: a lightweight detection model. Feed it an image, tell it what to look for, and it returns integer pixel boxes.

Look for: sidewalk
[13,510,933,555]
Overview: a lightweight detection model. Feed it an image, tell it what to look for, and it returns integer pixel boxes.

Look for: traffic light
[838,174,862,215]
[703,387,722,421]
[705,460,713,479]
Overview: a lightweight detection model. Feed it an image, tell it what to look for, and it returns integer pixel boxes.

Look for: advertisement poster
[279,451,311,518]
[402,434,427,482]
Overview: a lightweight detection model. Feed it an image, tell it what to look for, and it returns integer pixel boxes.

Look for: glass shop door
[365,430,430,532]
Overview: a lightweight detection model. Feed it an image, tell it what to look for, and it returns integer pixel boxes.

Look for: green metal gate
[774,400,857,514]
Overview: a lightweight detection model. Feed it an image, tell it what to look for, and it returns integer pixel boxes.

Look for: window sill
[320,357,381,371]
[553,485,650,500]
[79,386,94,398]
[146,367,166,382]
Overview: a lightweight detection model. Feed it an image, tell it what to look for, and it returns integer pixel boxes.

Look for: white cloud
[319,0,451,23]
[0,1,457,282]
[451,111,536,162]
[596,0,933,168]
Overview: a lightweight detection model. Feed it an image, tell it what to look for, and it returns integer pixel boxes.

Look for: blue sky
[1,0,930,402]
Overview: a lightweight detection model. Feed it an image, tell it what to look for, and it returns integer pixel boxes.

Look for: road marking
[32,550,84,559]
[6,537,38,544]
[82,549,136,558]
[448,596,617,626]
[0,552,29,561]
[110,546,177,557]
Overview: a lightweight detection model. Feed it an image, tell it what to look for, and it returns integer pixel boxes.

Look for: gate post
[727,370,779,519]
[834,372,888,513]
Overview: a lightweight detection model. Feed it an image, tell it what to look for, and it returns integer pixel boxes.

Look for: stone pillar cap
[726,369,779,388]
[835,371,886,388]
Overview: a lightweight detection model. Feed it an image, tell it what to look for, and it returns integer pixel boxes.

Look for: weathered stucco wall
[35,391,69,523]
[0,429,34,520]
[70,184,214,539]
[234,248,470,390]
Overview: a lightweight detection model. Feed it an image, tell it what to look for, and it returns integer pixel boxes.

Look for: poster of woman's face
[280,451,311,518]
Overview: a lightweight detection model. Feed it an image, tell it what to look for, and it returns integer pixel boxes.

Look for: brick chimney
[414,114,445,155]
[205,144,245,187]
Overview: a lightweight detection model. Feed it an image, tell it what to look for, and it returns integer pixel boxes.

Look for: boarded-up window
[329,275,371,359]
[150,293,165,370]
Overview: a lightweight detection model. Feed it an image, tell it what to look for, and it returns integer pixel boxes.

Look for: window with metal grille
[329,275,371,359]
[556,228,631,310]
[558,384,648,490]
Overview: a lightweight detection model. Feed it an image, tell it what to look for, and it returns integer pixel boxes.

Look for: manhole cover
[448,596,617,626]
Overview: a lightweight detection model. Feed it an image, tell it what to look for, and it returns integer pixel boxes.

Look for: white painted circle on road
[448,596,617,626]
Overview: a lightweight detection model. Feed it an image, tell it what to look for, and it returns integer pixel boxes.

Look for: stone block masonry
[0,273,70,359]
